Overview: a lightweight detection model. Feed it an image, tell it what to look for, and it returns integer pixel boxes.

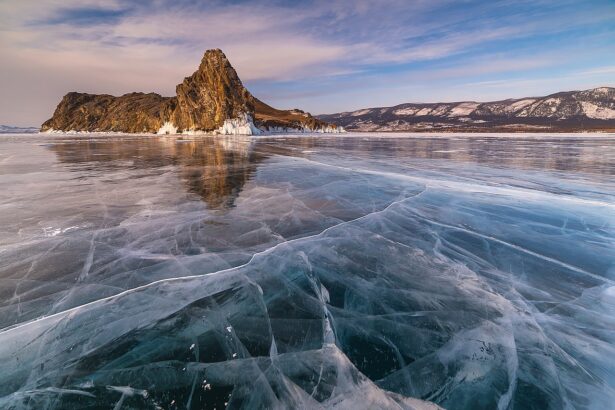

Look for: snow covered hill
[319,87,615,132]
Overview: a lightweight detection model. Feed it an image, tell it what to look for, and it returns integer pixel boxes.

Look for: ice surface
[0,132,614,409]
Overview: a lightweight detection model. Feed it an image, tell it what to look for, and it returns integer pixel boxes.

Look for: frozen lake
[0,132,614,409]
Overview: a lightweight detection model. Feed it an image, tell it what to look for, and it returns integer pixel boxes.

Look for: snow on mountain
[318,87,615,132]
[448,102,480,117]
[580,101,615,120]
[351,109,372,116]
[506,99,536,113]
[393,107,420,116]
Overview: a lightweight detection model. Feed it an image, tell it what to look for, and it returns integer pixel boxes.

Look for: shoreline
[1,131,613,139]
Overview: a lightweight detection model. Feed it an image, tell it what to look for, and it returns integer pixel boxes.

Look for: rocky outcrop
[254,98,338,133]
[170,49,255,132]
[318,87,615,132]
[42,49,341,135]
[41,92,173,133]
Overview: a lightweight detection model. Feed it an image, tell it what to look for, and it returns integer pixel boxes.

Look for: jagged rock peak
[171,49,256,132]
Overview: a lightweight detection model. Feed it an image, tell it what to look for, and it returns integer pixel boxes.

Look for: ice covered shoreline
[42,113,345,136]
[30,130,615,139]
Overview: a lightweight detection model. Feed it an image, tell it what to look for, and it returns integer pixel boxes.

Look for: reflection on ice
[0,133,613,409]
[49,136,262,210]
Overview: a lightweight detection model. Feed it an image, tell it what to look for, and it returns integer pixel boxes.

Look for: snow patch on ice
[43,225,82,237]
[44,129,126,135]
[306,125,345,133]
[106,385,148,397]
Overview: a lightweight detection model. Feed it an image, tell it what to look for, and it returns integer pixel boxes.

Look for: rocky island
[41,49,341,135]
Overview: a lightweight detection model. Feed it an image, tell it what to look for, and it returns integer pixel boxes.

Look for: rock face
[42,49,341,135]
[170,49,254,132]
[42,92,172,133]
[253,98,339,133]
[318,87,615,132]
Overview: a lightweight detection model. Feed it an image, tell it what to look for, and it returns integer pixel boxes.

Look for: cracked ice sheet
[0,132,614,409]
[0,136,420,328]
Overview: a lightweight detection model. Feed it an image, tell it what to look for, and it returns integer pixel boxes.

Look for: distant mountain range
[318,87,615,132]
[0,125,39,134]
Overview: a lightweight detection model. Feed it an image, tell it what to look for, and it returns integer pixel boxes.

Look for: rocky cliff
[318,87,615,132]
[42,92,173,133]
[42,49,341,135]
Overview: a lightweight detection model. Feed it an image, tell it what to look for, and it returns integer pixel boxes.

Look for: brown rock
[172,49,254,132]
[254,98,334,131]
[41,49,340,134]
[41,92,173,133]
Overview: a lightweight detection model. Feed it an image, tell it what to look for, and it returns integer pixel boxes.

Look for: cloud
[43,5,131,26]
[577,66,615,76]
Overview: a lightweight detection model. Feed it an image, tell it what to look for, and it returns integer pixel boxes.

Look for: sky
[0,0,614,126]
